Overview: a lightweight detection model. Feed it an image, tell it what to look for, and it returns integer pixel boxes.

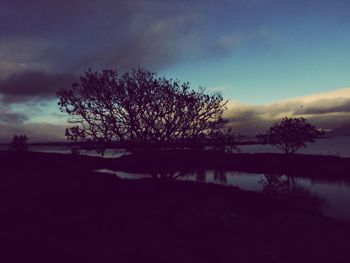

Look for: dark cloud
[0,1,198,102]
[0,109,29,124]
[0,1,199,72]
[0,0,274,105]
[0,71,75,104]
[297,98,350,115]
[0,0,268,73]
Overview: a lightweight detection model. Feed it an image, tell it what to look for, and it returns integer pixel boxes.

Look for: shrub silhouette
[10,134,28,152]
[209,127,242,153]
[57,68,228,151]
[257,117,324,154]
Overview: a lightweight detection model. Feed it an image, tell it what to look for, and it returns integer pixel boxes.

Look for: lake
[240,136,350,157]
[0,144,128,158]
[96,169,350,220]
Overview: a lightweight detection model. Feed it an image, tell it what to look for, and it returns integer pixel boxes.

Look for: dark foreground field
[1,151,350,262]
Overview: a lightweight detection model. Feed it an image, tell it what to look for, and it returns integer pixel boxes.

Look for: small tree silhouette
[209,127,242,153]
[10,134,28,152]
[257,117,324,154]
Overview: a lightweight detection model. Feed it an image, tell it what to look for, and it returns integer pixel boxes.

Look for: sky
[1,0,350,142]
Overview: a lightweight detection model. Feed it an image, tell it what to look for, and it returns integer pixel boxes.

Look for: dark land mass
[0,140,261,152]
[1,149,350,179]
[115,150,350,179]
[1,151,350,262]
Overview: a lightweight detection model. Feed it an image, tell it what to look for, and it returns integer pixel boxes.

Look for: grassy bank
[115,150,350,179]
[2,149,350,179]
[1,151,350,262]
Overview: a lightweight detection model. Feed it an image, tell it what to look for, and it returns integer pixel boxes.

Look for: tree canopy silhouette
[57,68,228,150]
[257,117,324,154]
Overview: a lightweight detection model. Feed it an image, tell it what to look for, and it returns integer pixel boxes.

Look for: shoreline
[1,149,350,180]
[115,150,350,179]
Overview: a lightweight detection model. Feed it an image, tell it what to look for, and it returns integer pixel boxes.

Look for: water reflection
[96,169,350,220]
[150,171,184,180]
[259,174,297,196]
[213,170,227,184]
[196,170,206,182]
[259,174,326,212]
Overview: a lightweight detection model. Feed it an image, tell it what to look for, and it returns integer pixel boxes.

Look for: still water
[0,145,127,158]
[97,169,350,220]
[240,136,350,157]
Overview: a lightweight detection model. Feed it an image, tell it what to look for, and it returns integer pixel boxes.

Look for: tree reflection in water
[259,174,327,213]
[147,171,327,215]
[150,171,185,180]
[213,170,227,184]
[193,170,227,184]
[196,170,206,182]
[259,174,296,196]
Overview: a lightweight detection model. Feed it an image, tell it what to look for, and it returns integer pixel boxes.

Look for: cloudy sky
[1,0,350,142]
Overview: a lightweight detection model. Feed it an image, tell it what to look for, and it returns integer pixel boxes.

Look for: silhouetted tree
[10,134,28,152]
[57,68,228,151]
[209,127,242,153]
[257,117,324,154]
